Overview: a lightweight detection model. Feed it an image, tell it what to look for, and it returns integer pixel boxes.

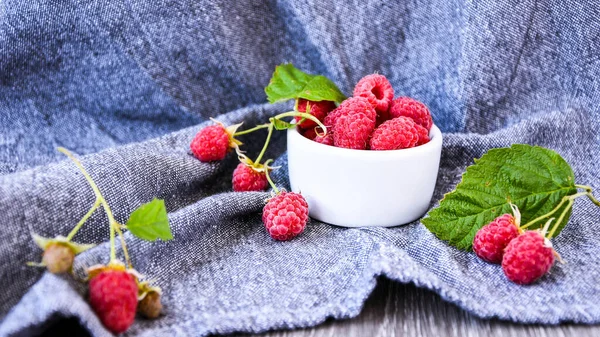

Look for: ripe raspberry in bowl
[286,124,442,227]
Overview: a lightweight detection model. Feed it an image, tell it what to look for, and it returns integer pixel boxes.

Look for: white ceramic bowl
[287,125,443,227]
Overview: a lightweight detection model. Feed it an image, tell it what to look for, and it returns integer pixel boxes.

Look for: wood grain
[231,278,599,337]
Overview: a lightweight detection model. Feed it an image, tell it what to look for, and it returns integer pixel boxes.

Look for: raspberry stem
[58,147,121,263]
[114,222,132,268]
[520,191,588,230]
[66,199,101,241]
[273,111,327,133]
[263,159,279,194]
[547,199,573,238]
[233,123,271,136]
[254,122,274,165]
[575,184,600,207]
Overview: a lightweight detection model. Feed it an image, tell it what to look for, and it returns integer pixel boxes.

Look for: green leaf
[422,144,577,251]
[126,198,173,242]
[265,63,346,104]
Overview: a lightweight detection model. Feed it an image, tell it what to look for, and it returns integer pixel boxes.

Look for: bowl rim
[288,123,443,159]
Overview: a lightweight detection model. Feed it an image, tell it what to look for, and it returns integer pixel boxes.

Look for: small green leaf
[271,118,295,130]
[126,198,173,242]
[422,144,577,251]
[265,64,346,104]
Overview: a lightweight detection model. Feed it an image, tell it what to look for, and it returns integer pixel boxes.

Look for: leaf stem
[233,123,271,136]
[254,122,274,165]
[66,199,101,241]
[114,223,132,269]
[576,184,600,207]
[520,192,587,229]
[263,159,279,194]
[273,111,327,134]
[547,199,573,238]
[58,147,120,263]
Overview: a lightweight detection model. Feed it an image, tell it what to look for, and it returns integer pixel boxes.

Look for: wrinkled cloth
[1,0,600,336]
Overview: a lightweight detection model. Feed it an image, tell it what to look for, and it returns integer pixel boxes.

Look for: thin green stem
[254,123,274,165]
[273,111,327,134]
[576,184,600,207]
[233,123,270,136]
[547,199,573,238]
[58,147,120,262]
[541,218,555,236]
[114,223,132,269]
[521,197,568,229]
[263,159,279,194]
[586,193,600,207]
[66,199,101,241]
[520,192,587,229]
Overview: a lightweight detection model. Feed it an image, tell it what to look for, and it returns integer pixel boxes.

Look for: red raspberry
[414,124,430,146]
[232,163,268,192]
[502,231,555,285]
[89,269,138,334]
[330,97,376,150]
[369,117,419,150]
[334,113,375,150]
[295,99,336,130]
[262,192,309,241]
[353,74,394,119]
[301,127,317,140]
[314,131,334,146]
[324,97,376,129]
[473,214,520,264]
[323,107,340,129]
[389,97,433,131]
[190,124,231,162]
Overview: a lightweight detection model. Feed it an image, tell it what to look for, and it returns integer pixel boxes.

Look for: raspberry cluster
[302,74,433,150]
[28,148,166,334]
[188,72,434,243]
[472,204,559,285]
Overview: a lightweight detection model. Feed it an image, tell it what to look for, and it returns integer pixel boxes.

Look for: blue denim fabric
[1,0,599,336]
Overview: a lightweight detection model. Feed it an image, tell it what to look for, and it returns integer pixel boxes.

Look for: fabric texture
[1,0,600,336]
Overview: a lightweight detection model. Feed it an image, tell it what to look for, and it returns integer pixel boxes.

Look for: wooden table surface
[233,278,599,337]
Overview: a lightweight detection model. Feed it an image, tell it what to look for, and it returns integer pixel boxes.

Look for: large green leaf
[422,144,576,251]
[265,63,346,104]
[126,198,173,242]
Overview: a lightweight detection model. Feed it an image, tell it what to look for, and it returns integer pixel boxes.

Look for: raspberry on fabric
[295,99,336,130]
[502,231,555,285]
[42,243,74,274]
[389,97,433,131]
[89,269,138,334]
[138,291,162,319]
[232,163,268,192]
[414,124,430,146]
[369,116,419,150]
[353,74,394,119]
[329,97,376,150]
[190,124,231,162]
[262,192,309,241]
[473,214,520,264]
